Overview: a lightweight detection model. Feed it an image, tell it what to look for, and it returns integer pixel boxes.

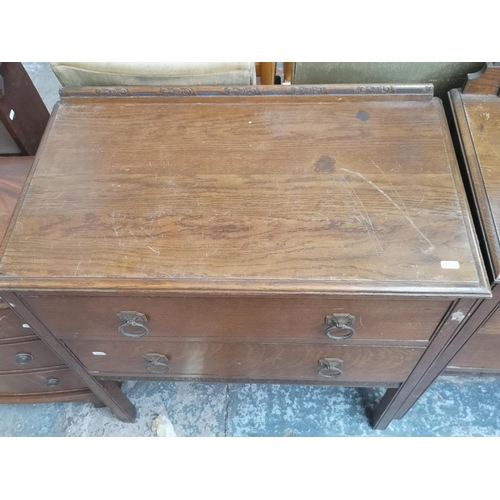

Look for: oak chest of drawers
[446,65,500,374]
[0,84,490,428]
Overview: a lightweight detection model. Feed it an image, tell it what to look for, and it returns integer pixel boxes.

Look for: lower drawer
[0,367,87,394]
[447,334,500,372]
[62,339,424,384]
[0,339,64,372]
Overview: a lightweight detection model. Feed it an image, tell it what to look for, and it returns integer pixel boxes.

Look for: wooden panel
[0,339,63,372]
[448,334,500,371]
[0,156,33,246]
[0,306,34,341]
[62,339,424,384]
[0,63,50,156]
[463,63,500,95]
[24,295,449,343]
[473,306,500,336]
[0,88,488,297]
[0,367,87,394]
[456,93,500,281]
[0,389,101,405]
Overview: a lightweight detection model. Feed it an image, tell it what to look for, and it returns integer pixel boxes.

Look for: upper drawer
[23,295,450,343]
[0,303,35,341]
[0,339,64,373]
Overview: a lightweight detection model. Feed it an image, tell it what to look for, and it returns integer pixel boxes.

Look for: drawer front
[62,339,424,384]
[448,334,500,372]
[0,368,87,394]
[0,339,63,373]
[474,307,500,336]
[24,295,449,343]
[0,306,34,341]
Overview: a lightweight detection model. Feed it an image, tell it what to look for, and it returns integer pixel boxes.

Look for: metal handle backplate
[318,358,344,378]
[15,353,33,365]
[324,313,355,340]
[143,353,170,374]
[117,311,149,338]
[45,378,61,387]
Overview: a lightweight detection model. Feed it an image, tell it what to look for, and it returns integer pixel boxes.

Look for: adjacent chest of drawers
[0,157,97,404]
[0,84,490,428]
[447,65,500,374]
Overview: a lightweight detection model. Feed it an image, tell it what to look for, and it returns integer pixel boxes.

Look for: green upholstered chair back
[292,62,485,98]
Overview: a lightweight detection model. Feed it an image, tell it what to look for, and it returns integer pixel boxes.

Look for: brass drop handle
[324,313,355,340]
[15,353,33,365]
[143,353,170,374]
[318,358,343,378]
[117,311,149,338]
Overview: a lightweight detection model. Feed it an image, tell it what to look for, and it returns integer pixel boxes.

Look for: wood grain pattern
[0,339,64,372]
[0,93,488,297]
[24,294,449,343]
[0,157,33,247]
[62,338,424,384]
[1,292,136,422]
[372,297,480,428]
[0,307,36,341]
[463,63,500,95]
[0,389,101,405]
[454,92,500,281]
[467,306,500,336]
[59,84,435,101]
[447,334,500,371]
[0,367,88,394]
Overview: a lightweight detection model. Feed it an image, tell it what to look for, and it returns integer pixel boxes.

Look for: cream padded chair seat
[51,62,256,87]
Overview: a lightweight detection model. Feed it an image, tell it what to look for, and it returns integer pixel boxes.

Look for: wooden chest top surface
[0,86,488,296]
[450,90,500,283]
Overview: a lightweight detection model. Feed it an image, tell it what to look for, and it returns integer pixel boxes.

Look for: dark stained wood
[0,389,101,405]
[392,284,500,421]
[24,294,449,343]
[439,77,500,378]
[1,292,136,422]
[59,84,435,101]
[463,63,500,95]
[447,334,500,372]
[0,86,491,428]
[0,367,88,394]
[61,338,424,384]
[0,63,50,155]
[0,88,488,297]
[466,305,500,336]
[0,157,33,246]
[450,91,500,282]
[0,339,64,372]
[0,306,36,341]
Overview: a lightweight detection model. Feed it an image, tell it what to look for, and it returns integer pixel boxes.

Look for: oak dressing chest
[0,84,490,428]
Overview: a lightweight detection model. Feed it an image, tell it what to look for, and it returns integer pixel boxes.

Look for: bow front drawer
[0,339,64,373]
[0,367,87,394]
